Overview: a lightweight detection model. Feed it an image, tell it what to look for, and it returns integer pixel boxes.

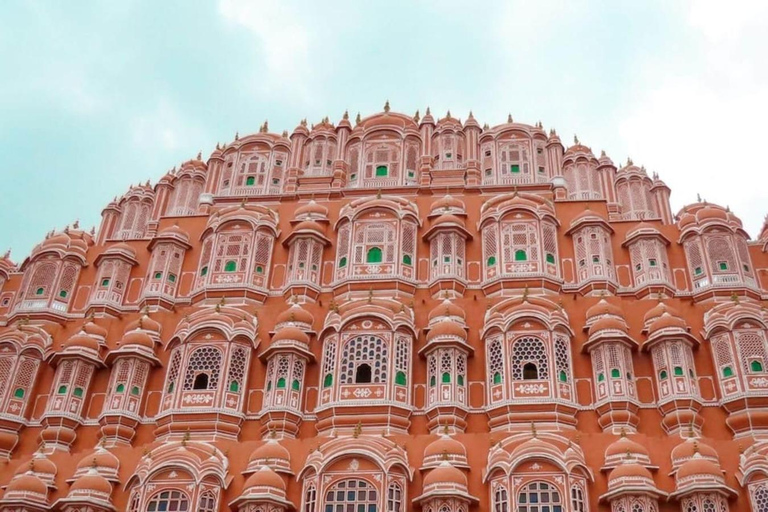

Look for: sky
[1,0,767,260]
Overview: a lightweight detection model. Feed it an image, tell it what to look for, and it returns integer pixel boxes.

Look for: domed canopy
[608,461,654,486]
[643,301,680,327]
[245,439,292,475]
[271,326,309,345]
[124,313,162,334]
[428,299,466,323]
[423,435,469,469]
[5,472,48,497]
[121,330,155,349]
[243,465,286,492]
[585,298,624,324]
[63,332,100,352]
[426,320,467,343]
[423,461,468,488]
[671,439,719,468]
[677,456,723,481]
[275,303,314,329]
[69,471,113,495]
[294,200,329,220]
[429,195,466,216]
[71,446,120,482]
[588,316,629,338]
[604,434,652,468]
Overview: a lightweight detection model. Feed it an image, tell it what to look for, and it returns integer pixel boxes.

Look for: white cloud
[218,0,314,100]
[618,0,768,238]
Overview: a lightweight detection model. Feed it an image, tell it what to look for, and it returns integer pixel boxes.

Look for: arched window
[304,484,317,512]
[494,485,509,512]
[752,360,765,373]
[512,337,549,380]
[523,363,539,380]
[750,482,768,512]
[367,247,383,263]
[146,490,190,512]
[517,481,562,512]
[355,364,372,383]
[197,491,217,512]
[183,347,222,391]
[387,482,403,512]
[514,249,527,261]
[570,484,586,512]
[340,335,388,384]
[193,373,209,390]
[324,479,378,512]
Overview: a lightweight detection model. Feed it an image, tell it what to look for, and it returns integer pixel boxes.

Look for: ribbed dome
[423,461,467,487]
[608,462,654,485]
[125,314,162,334]
[428,299,466,322]
[63,332,100,351]
[605,436,650,459]
[244,465,286,491]
[76,448,119,472]
[292,220,325,235]
[275,304,314,327]
[424,435,467,459]
[15,454,56,477]
[70,471,113,495]
[250,439,291,465]
[121,330,155,348]
[432,214,466,228]
[157,224,190,242]
[648,312,688,334]
[678,456,723,481]
[586,298,624,321]
[272,326,309,345]
[430,195,465,214]
[7,473,47,496]
[82,320,108,339]
[427,320,467,342]
[643,302,680,325]
[672,439,718,464]
[588,316,629,337]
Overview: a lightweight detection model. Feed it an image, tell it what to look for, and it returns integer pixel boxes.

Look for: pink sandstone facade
[1,104,768,512]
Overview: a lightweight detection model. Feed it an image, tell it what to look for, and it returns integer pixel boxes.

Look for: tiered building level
[1,105,768,512]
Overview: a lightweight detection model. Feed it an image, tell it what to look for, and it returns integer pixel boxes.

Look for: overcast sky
[1,0,767,259]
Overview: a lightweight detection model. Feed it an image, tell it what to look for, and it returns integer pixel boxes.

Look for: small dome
[432,214,466,229]
[15,454,56,477]
[272,326,309,345]
[586,299,624,321]
[63,332,100,352]
[294,200,329,219]
[76,448,119,473]
[292,220,326,235]
[677,456,723,481]
[157,224,190,242]
[430,195,465,214]
[672,439,718,465]
[250,440,291,465]
[428,299,466,322]
[424,435,467,460]
[608,462,654,485]
[643,302,680,326]
[125,314,162,334]
[648,311,688,335]
[7,473,48,496]
[122,330,155,348]
[70,472,113,495]
[427,320,467,342]
[423,461,467,487]
[244,465,286,491]
[588,316,629,337]
[605,436,650,459]
[82,321,108,339]
[275,303,314,327]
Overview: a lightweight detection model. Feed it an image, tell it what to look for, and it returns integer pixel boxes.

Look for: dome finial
[343,109,349,120]
[507,113,513,123]
[235,131,239,141]
[574,134,579,145]
[446,109,451,118]
[197,150,202,160]
[697,193,702,202]
[355,112,361,125]
[426,106,431,115]
[413,109,420,123]
[383,99,390,112]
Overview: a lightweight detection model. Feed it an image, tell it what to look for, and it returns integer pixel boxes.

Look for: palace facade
[1,105,768,512]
